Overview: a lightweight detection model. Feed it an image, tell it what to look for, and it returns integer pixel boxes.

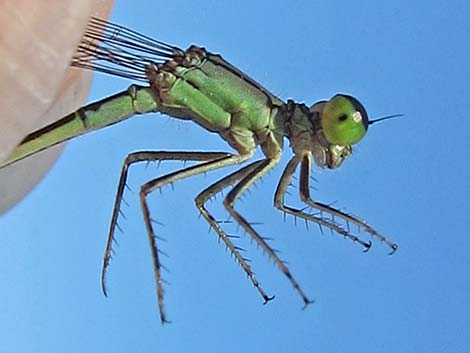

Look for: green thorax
[144,45,291,158]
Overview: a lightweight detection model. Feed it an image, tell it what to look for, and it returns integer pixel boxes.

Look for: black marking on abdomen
[76,108,91,130]
[20,113,77,144]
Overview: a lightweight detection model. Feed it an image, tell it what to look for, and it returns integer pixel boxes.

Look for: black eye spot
[338,114,348,122]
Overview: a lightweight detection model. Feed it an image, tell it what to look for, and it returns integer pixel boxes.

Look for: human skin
[0,0,114,214]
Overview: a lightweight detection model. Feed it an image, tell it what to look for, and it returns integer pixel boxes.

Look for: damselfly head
[306,95,401,169]
[317,94,369,146]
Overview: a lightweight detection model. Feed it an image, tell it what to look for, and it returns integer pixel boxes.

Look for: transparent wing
[72,17,183,82]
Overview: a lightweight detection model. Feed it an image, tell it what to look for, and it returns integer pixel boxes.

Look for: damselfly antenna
[369,113,404,126]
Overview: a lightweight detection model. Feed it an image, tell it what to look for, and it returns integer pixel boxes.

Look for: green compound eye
[321,94,369,146]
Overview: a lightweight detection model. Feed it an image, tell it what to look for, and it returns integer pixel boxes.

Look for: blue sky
[1,1,469,352]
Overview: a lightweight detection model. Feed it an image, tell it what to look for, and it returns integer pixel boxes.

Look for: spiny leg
[102,151,232,295]
[195,160,274,304]
[103,151,244,323]
[299,154,397,253]
[223,157,314,308]
[138,152,252,323]
[274,155,372,251]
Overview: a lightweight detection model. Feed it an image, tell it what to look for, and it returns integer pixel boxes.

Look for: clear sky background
[1,1,469,352]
